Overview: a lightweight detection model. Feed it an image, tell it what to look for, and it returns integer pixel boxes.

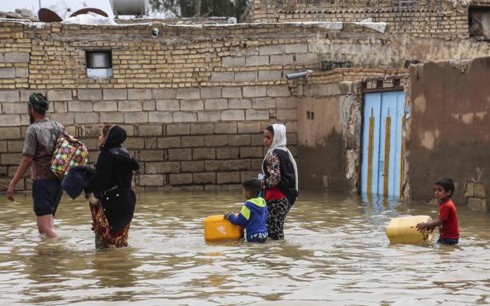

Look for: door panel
[361,91,405,197]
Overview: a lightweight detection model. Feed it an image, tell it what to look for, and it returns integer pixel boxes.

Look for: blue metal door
[361,92,405,197]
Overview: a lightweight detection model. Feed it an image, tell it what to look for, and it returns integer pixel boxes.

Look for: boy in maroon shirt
[416,178,460,245]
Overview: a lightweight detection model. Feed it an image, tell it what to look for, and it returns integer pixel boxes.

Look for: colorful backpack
[50,132,89,180]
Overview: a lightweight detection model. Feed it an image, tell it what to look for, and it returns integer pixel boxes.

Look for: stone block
[0,142,7,153]
[7,140,23,152]
[145,137,157,149]
[258,70,281,81]
[4,52,29,63]
[1,153,21,165]
[215,122,238,134]
[181,100,204,111]
[181,161,205,172]
[119,100,143,112]
[149,111,173,123]
[243,86,267,98]
[124,112,148,124]
[53,102,67,113]
[285,44,308,54]
[205,160,229,171]
[75,113,99,124]
[16,68,29,78]
[190,123,214,135]
[267,86,291,97]
[51,113,75,125]
[128,89,151,100]
[139,174,164,187]
[259,45,284,55]
[176,88,200,100]
[228,135,251,146]
[222,56,245,67]
[47,90,72,101]
[222,87,242,98]
[238,122,261,134]
[181,136,205,147]
[246,109,269,120]
[168,148,192,161]
[93,101,118,112]
[100,112,123,123]
[205,135,228,146]
[157,136,181,148]
[250,134,263,145]
[0,115,20,126]
[217,147,239,159]
[217,172,240,184]
[193,172,216,184]
[166,123,190,135]
[270,55,294,65]
[240,146,263,158]
[0,68,16,78]
[246,55,269,66]
[252,97,275,109]
[222,110,245,121]
[2,103,26,114]
[143,101,156,111]
[198,111,221,122]
[201,87,222,99]
[124,137,144,149]
[103,89,127,100]
[68,101,93,112]
[193,148,216,160]
[234,71,257,81]
[210,72,234,82]
[157,162,181,174]
[153,88,176,99]
[0,90,19,102]
[78,89,102,101]
[205,98,228,110]
[229,98,252,109]
[169,173,193,185]
[139,150,165,161]
[173,112,197,123]
[241,171,260,181]
[139,125,163,136]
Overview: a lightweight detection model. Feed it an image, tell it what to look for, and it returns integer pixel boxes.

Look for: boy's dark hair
[243,178,262,197]
[435,177,455,197]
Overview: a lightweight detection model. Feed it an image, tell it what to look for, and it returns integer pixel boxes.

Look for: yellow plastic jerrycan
[386,215,434,244]
[203,215,243,242]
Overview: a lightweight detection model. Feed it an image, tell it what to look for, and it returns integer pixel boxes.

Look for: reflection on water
[1,191,490,305]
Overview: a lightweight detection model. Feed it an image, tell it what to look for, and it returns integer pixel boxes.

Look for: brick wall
[1,19,489,195]
[252,0,490,39]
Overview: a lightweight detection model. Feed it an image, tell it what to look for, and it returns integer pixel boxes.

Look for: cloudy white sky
[0,0,115,18]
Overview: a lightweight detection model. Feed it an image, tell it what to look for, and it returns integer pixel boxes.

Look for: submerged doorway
[361,91,405,198]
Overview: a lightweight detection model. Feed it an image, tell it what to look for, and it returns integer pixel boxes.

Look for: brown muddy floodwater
[0,191,490,305]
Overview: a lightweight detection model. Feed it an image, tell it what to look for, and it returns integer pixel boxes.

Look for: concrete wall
[407,57,490,210]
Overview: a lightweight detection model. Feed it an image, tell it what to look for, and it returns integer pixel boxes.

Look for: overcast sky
[0,0,114,18]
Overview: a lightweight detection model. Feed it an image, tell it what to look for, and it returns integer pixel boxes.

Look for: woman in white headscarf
[261,124,298,240]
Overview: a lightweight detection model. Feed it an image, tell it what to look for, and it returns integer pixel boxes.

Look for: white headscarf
[262,123,299,192]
